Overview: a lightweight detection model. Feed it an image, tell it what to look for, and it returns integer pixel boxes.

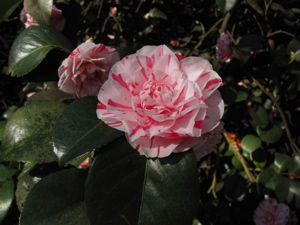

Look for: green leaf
[115,46,138,59]
[0,164,14,223]
[20,168,89,225]
[0,121,6,141]
[15,169,41,212]
[245,0,264,15]
[274,153,291,172]
[251,148,266,169]
[26,89,73,104]
[85,136,199,225]
[8,25,73,77]
[224,174,247,202]
[24,0,52,25]
[216,0,237,14]
[3,105,19,120]
[270,3,286,13]
[148,8,168,19]
[288,154,300,176]
[0,0,22,23]
[53,96,122,166]
[249,104,269,128]
[256,124,283,144]
[0,101,67,163]
[241,134,261,154]
[288,38,300,52]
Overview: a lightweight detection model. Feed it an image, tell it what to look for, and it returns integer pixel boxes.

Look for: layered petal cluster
[216,33,234,62]
[253,198,290,225]
[20,6,66,31]
[58,40,120,98]
[97,45,224,159]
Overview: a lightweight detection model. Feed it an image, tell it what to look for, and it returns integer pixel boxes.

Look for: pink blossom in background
[20,6,66,31]
[96,45,224,159]
[58,40,120,98]
[216,33,234,62]
[253,198,290,225]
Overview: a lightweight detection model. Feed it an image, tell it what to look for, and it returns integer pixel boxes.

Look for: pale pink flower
[96,45,224,158]
[79,158,90,169]
[216,33,234,62]
[253,198,290,225]
[58,40,120,98]
[20,6,66,31]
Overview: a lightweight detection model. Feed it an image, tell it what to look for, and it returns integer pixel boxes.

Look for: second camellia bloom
[96,45,224,159]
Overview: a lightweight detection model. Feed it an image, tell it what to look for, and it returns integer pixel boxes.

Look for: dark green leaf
[256,124,283,144]
[0,164,14,223]
[0,101,67,163]
[270,3,286,13]
[0,0,22,23]
[245,0,264,15]
[288,38,300,52]
[224,174,247,202]
[115,46,138,59]
[274,153,291,172]
[24,0,52,25]
[8,25,73,77]
[20,168,89,225]
[249,104,269,128]
[288,154,300,176]
[241,134,261,153]
[274,45,291,67]
[216,0,237,14]
[85,136,199,225]
[53,96,122,166]
[0,121,6,141]
[251,148,266,169]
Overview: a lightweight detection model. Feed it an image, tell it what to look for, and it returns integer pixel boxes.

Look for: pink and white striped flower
[58,40,120,98]
[216,33,234,62]
[96,45,224,159]
[20,6,66,31]
[253,198,290,225]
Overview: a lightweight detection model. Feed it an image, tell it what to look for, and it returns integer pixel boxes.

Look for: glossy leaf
[24,0,52,25]
[274,153,291,172]
[249,104,269,128]
[257,167,300,209]
[53,96,122,166]
[0,0,22,23]
[224,174,247,202]
[8,25,73,77]
[216,0,237,14]
[288,154,300,176]
[0,164,14,223]
[85,136,199,225]
[20,168,89,225]
[241,134,261,153]
[256,124,283,144]
[0,101,67,163]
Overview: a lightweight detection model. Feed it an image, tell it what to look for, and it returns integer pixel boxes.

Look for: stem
[251,77,300,154]
[223,133,257,183]
[187,18,224,56]
[267,30,295,38]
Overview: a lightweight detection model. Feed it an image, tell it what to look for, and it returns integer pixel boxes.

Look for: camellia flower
[216,33,234,62]
[253,198,290,225]
[20,5,66,31]
[96,45,224,159]
[58,39,120,98]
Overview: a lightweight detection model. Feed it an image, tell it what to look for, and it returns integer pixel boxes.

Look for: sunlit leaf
[216,0,237,14]
[241,134,261,154]
[24,0,52,25]
[8,25,73,77]
[0,101,67,163]
[148,8,168,20]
